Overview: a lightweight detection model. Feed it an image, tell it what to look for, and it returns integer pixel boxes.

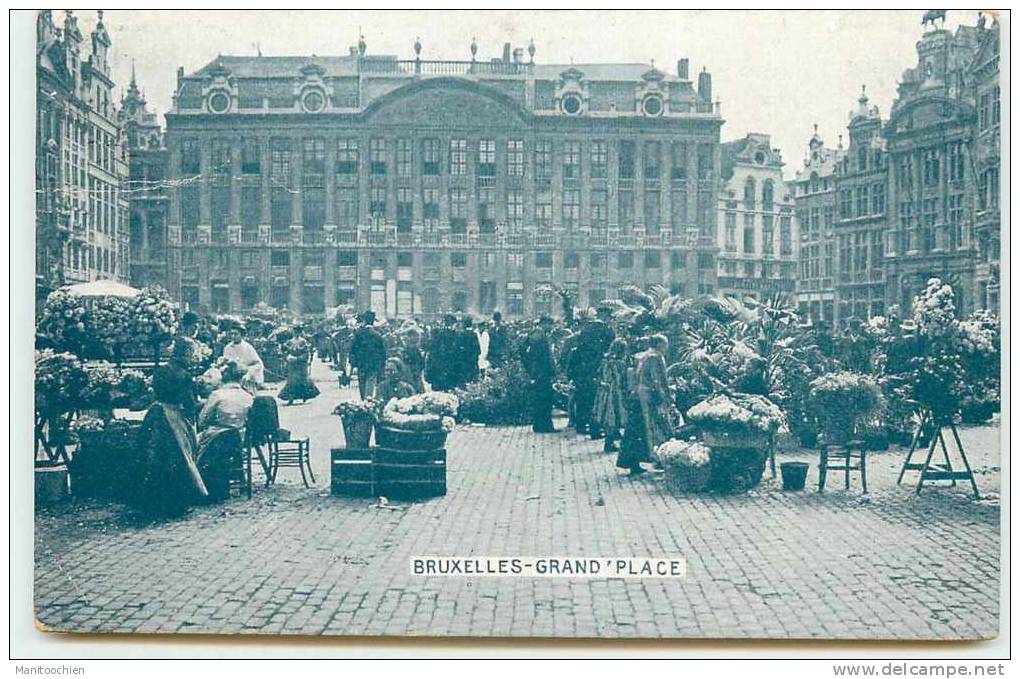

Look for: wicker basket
[701,426,769,450]
[664,463,712,494]
[341,414,374,449]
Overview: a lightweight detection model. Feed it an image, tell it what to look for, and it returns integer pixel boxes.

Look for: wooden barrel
[330,447,374,497]
[373,448,446,500]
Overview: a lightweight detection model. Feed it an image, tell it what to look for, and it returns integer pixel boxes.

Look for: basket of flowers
[376,392,459,451]
[686,393,786,449]
[654,439,712,494]
[808,371,882,446]
[68,418,140,499]
[332,399,379,449]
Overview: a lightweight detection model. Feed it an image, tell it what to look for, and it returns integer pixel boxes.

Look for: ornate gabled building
[35,9,129,306]
[163,40,723,318]
[791,126,843,325]
[969,14,1001,313]
[118,65,170,289]
[716,133,797,301]
[833,87,889,323]
[883,19,987,317]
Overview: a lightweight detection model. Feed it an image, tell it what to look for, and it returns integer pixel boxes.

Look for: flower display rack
[896,411,980,500]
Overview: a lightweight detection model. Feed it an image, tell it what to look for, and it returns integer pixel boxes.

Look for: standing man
[486,310,509,369]
[349,311,387,400]
[521,316,557,433]
[425,314,461,391]
[458,316,481,385]
[568,304,616,436]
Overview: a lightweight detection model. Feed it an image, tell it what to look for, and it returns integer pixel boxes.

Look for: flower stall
[376,392,459,451]
[685,392,786,492]
[34,349,89,464]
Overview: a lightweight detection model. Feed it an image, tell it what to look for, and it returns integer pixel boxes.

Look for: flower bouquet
[376,392,459,451]
[654,439,712,494]
[808,371,882,445]
[333,399,379,448]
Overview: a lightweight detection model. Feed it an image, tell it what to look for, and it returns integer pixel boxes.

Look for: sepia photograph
[18,8,1006,653]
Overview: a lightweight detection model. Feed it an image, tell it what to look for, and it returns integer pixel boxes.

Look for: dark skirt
[279,355,320,402]
[616,395,648,470]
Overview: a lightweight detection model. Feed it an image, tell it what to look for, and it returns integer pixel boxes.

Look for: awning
[61,279,140,298]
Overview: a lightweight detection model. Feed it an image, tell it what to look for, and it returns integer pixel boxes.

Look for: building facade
[833,88,889,323]
[969,16,1001,313]
[791,126,843,325]
[163,41,723,318]
[35,10,129,305]
[716,133,797,301]
[883,20,988,317]
[119,67,170,289]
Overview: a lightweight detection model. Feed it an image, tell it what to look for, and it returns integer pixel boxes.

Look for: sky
[67,9,983,180]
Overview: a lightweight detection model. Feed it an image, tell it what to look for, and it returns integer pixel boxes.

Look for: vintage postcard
[28,9,1003,642]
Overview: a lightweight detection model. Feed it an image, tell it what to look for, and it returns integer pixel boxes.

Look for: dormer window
[208,90,231,114]
[642,94,664,117]
[560,93,583,115]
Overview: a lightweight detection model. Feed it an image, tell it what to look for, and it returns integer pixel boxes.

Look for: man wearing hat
[568,303,616,436]
[349,310,387,399]
[521,315,557,433]
[425,314,462,391]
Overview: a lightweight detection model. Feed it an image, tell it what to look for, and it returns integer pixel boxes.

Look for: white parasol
[61,279,141,298]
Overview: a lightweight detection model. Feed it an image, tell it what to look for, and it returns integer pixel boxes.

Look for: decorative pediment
[293,62,330,113]
[555,68,589,116]
[635,68,669,116]
[201,63,237,114]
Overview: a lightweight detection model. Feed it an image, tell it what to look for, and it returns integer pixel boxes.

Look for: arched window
[762,179,775,210]
[743,177,756,208]
[809,172,819,194]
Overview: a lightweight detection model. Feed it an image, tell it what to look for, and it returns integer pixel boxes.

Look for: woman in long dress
[278,333,321,405]
[593,338,630,453]
[617,334,672,475]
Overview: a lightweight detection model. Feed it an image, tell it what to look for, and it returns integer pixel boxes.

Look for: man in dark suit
[568,304,616,436]
[425,314,461,391]
[486,310,509,368]
[349,311,387,399]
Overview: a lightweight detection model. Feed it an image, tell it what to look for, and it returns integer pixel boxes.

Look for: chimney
[698,67,712,101]
[502,42,511,63]
[513,47,524,63]
[677,58,689,80]
[176,66,184,89]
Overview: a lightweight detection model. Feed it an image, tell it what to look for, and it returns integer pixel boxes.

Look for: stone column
[290,137,303,228]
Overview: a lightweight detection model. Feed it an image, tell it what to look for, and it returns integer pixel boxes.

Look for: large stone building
[162,40,723,318]
[119,66,170,289]
[791,126,843,325]
[883,18,994,317]
[969,16,1001,313]
[716,133,797,301]
[834,87,889,323]
[35,10,129,305]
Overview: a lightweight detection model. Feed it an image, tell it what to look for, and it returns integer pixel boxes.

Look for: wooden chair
[818,439,868,494]
[270,433,315,488]
[244,396,279,489]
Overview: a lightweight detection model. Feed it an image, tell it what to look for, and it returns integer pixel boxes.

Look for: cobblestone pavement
[34,359,1001,639]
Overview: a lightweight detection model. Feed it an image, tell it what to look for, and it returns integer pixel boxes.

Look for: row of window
[722,213,794,255]
[178,137,716,183]
[893,143,968,190]
[180,183,712,234]
[740,177,781,209]
[184,248,699,272]
[798,243,835,282]
[837,184,887,220]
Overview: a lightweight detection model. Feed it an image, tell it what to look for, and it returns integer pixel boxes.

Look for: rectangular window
[562,188,580,229]
[564,251,580,269]
[947,142,965,183]
[671,142,688,181]
[396,186,413,232]
[839,189,853,220]
[780,216,792,256]
[896,156,913,191]
[618,141,635,179]
[535,140,552,185]
[644,141,661,180]
[992,86,1000,125]
[241,138,260,174]
[590,140,608,179]
[271,250,290,266]
[477,139,496,177]
[450,139,467,176]
[336,187,359,228]
[535,252,553,269]
[644,251,661,268]
[477,187,495,232]
[922,148,940,186]
[697,145,713,180]
[762,215,774,254]
[396,138,413,177]
[211,185,230,235]
[303,137,326,185]
[423,188,440,224]
[271,187,290,235]
[562,141,581,180]
[422,138,441,175]
[536,201,552,229]
[921,198,938,251]
[271,138,291,181]
[856,185,869,217]
[449,188,468,232]
[947,193,964,248]
[644,190,661,235]
[506,189,524,227]
[871,183,885,215]
[725,212,737,251]
[303,187,325,232]
[370,186,387,220]
[618,190,634,228]
[592,189,608,230]
[337,250,358,267]
[336,138,359,175]
[241,186,260,232]
[507,139,524,177]
[671,251,685,271]
[617,252,633,268]
[369,138,387,175]
[871,230,884,269]
[180,138,201,174]
[181,185,200,227]
[743,214,755,254]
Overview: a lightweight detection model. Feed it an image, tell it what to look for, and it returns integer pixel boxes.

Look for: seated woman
[134,366,209,517]
[377,357,417,404]
[196,361,254,501]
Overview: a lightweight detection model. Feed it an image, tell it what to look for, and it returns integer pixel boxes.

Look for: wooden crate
[373,448,447,500]
[330,447,374,498]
